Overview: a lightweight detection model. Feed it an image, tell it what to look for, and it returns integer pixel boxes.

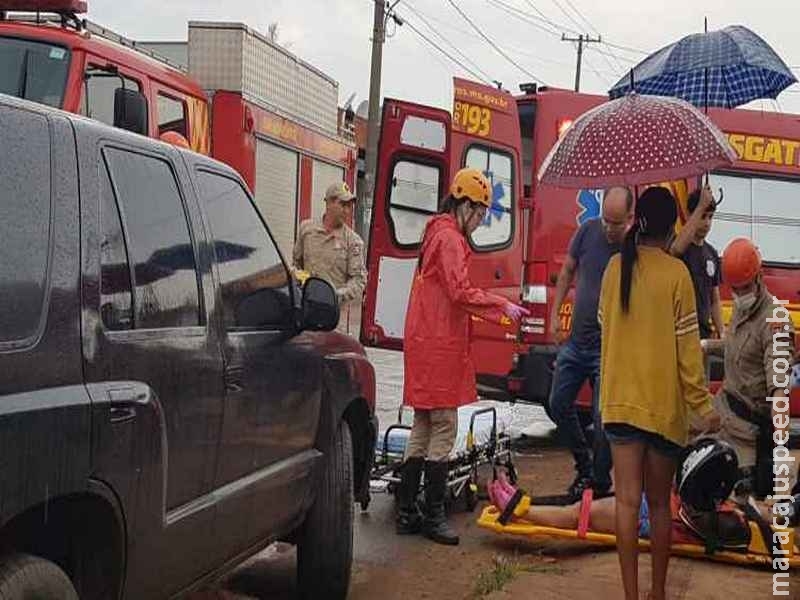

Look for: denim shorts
[604,423,683,461]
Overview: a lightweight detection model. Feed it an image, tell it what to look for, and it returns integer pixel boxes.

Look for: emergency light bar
[0,1,87,13]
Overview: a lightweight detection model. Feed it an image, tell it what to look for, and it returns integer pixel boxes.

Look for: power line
[406,27,460,75]
[402,17,493,83]
[582,53,613,87]
[454,2,616,75]
[559,0,626,75]
[603,39,649,55]
[403,0,613,87]
[491,0,641,68]
[486,0,561,38]
[520,0,578,35]
[562,0,599,36]
[446,0,546,84]
[405,0,566,66]
[361,0,491,83]
[398,2,473,37]
[550,0,585,33]
[403,2,494,82]
[587,44,637,64]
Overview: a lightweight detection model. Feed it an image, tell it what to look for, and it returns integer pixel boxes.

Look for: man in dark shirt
[547,186,633,501]
[670,186,724,340]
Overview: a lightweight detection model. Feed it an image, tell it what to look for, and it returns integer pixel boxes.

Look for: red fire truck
[0,0,357,260]
[361,77,800,415]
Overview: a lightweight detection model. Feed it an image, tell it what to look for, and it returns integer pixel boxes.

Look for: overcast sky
[89,0,800,114]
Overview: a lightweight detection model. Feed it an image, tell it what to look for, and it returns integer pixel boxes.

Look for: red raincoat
[403,214,509,410]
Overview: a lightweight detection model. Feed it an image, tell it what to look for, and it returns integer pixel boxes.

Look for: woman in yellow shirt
[598,186,721,600]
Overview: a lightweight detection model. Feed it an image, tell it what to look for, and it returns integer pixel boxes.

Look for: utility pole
[360,1,401,241]
[561,33,601,92]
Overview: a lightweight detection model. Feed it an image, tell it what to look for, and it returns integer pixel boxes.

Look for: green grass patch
[472,558,517,597]
[470,554,568,598]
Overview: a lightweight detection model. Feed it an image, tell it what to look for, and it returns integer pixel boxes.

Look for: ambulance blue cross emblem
[480,170,507,227]
[577,189,604,226]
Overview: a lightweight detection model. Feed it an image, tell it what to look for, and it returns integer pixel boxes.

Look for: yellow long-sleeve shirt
[598,246,713,447]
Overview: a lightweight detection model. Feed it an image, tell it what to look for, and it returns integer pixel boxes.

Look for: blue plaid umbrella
[608,25,797,108]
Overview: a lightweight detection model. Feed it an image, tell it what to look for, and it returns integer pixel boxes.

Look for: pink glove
[503,302,530,322]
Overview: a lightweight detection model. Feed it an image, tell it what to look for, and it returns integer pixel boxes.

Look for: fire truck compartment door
[254,139,298,260]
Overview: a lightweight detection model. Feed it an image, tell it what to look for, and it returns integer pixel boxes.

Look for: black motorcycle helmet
[676,438,739,511]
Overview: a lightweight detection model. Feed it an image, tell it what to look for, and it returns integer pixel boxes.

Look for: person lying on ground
[488,439,800,551]
[487,468,797,551]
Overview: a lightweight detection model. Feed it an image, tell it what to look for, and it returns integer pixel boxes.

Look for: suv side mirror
[114,88,148,135]
[301,277,339,332]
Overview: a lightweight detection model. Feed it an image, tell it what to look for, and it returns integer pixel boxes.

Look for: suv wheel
[0,553,78,599]
[296,421,354,600]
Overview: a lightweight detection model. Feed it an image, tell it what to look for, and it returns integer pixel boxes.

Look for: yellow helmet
[450,168,491,208]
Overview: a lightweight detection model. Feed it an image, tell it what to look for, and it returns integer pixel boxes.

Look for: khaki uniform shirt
[292,219,367,305]
[707,287,796,467]
[722,287,795,411]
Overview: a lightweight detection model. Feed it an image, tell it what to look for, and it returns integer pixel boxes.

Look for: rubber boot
[395,457,424,535]
[422,461,459,546]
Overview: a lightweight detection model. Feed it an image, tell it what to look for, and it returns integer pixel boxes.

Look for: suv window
[103,147,201,329]
[195,170,293,330]
[81,67,142,128]
[99,160,134,330]
[0,107,51,344]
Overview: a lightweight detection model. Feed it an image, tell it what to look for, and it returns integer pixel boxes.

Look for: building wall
[188,21,339,137]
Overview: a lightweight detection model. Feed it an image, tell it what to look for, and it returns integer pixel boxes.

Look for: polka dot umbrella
[537,93,737,189]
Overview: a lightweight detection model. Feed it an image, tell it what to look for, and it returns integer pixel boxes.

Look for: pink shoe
[490,471,531,525]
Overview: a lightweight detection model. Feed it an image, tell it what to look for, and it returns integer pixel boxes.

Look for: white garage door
[311,159,345,222]
[254,139,298,259]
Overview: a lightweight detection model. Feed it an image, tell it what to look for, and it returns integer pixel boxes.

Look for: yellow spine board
[477,506,800,569]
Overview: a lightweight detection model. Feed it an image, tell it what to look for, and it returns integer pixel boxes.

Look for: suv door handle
[110,406,137,424]
[107,387,147,424]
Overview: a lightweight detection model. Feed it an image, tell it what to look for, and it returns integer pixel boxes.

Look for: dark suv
[0,94,377,600]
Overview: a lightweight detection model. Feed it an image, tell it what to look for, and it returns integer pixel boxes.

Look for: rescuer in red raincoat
[395,168,530,545]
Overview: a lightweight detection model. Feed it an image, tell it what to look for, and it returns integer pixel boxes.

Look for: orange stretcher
[477,504,800,569]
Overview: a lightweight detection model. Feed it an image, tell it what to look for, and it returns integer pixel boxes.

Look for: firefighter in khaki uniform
[292,181,367,334]
[701,238,796,497]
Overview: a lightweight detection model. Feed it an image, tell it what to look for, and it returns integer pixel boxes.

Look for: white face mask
[733,292,757,312]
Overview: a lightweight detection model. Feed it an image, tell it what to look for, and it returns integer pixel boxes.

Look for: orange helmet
[450,168,491,207]
[722,238,762,288]
[160,131,191,149]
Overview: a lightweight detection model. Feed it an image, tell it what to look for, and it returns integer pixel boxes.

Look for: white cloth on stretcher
[377,401,513,459]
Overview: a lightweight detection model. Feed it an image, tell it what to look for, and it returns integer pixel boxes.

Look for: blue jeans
[548,340,612,490]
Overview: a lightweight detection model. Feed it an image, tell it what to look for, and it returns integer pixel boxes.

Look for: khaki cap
[325,181,356,203]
